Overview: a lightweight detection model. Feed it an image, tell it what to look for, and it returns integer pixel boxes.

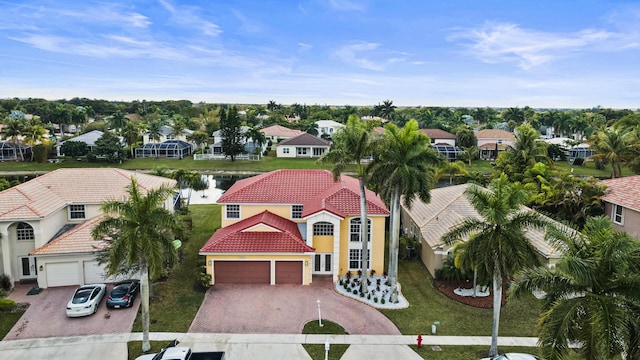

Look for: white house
[315,120,344,137]
[143,125,194,145]
[0,168,176,288]
[276,133,331,158]
[55,130,124,157]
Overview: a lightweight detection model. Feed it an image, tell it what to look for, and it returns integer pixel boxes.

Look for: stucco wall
[604,202,640,239]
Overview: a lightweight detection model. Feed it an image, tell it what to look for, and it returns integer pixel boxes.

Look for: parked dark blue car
[106,279,139,309]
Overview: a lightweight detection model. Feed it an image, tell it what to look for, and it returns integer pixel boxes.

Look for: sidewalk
[0,332,540,360]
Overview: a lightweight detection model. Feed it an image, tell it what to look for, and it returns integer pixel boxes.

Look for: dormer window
[292,205,303,219]
[69,204,86,220]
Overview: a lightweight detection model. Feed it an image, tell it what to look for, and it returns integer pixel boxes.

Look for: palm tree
[91,178,183,352]
[147,120,163,158]
[435,160,469,184]
[122,122,141,158]
[109,111,127,134]
[495,123,549,182]
[318,114,376,295]
[378,99,396,120]
[245,126,266,155]
[590,127,633,178]
[441,173,554,357]
[1,120,25,161]
[510,216,640,360]
[186,130,210,153]
[368,119,441,302]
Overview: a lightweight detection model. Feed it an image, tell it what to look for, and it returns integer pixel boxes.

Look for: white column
[1,229,13,283]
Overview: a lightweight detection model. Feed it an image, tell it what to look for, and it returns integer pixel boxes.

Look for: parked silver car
[66,283,106,317]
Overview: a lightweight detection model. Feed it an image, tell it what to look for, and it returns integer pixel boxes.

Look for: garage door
[275,261,302,284]
[214,261,270,284]
[83,260,116,284]
[46,262,80,287]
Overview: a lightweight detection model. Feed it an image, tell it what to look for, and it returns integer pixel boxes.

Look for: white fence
[194,153,261,161]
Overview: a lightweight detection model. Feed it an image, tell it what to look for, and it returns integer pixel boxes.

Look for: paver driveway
[4,284,139,340]
[189,278,401,335]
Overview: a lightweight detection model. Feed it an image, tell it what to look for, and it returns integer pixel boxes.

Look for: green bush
[0,274,10,291]
[0,298,16,312]
[193,268,211,293]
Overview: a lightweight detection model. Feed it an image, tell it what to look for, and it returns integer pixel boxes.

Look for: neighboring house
[55,130,124,157]
[143,125,194,145]
[0,168,176,289]
[261,125,304,143]
[568,143,595,165]
[315,120,345,138]
[599,176,640,239]
[400,183,562,277]
[0,142,32,161]
[475,129,515,160]
[209,126,266,155]
[421,129,456,146]
[275,133,331,158]
[135,140,193,159]
[200,169,390,285]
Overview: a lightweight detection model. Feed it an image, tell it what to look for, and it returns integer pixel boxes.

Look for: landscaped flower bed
[334,271,409,309]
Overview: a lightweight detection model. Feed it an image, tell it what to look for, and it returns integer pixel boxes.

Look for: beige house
[421,129,456,146]
[599,176,640,239]
[0,168,176,288]
[475,129,515,160]
[400,184,562,277]
[261,125,304,143]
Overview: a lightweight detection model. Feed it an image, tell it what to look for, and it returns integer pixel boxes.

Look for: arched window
[313,222,334,236]
[16,222,34,241]
[349,218,371,242]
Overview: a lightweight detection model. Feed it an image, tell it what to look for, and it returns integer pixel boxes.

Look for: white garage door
[83,260,116,284]
[46,262,80,287]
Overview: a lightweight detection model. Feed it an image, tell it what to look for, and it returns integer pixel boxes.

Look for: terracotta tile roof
[402,184,563,259]
[478,143,510,150]
[200,211,314,253]
[599,176,640,212]
[474,129,515,139]
[276,133,331,147]
[261,125,304,138]
[30,215,107,255]
[0,168,176,220]
[217,170,389,217]
[421,129,456,139]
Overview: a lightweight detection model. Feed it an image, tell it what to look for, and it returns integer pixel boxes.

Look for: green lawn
[302,320,350,360]
[0,311,24,339]
[381,259,541,337]
[131,204,219,332]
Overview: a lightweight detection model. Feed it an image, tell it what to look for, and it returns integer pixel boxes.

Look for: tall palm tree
[318,114,376,294]
[441,173,554,357]
[109,111,127,134]
[510,216,640,360]
[590,127,633,178]
[495,123,549,182]
[368,119,441,302]
[245,126,266,155]
[91,178,183,352]
[122,122,141,158]
[378,99,396,120]
[1,120,25,161]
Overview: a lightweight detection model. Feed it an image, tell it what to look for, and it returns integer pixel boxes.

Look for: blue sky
[1,0,639,109]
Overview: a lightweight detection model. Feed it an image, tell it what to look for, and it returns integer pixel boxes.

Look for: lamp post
[324,338,330,360]
[317,299,323,327]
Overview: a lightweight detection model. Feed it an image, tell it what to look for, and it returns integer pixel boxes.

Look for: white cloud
[448,22,617,70]
[327,0,368,12]
[298,42,313,53]
[333,41,384,71]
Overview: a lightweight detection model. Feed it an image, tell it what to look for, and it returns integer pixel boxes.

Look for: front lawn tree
[60,140,89,157]
[319,114,376,295]
[441,174,554,357]
[92,178,184,352]
[368,119,441,302]
[510,216,640,360]
[92,131,125,163]
[220,106,245,161]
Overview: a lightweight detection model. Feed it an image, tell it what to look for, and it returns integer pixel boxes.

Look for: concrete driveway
[189,278,401,335]
[4,283,139,340]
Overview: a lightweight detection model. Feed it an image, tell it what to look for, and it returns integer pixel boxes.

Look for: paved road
[0,333,540,360]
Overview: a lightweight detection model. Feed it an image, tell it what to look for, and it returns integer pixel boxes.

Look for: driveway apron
[189,279,401,335]
[4,284,139,340]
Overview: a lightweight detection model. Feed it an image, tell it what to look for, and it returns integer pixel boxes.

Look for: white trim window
[291,205,303,219]
[297,147,308,156]
[349,218,371,242]
[313,222,334,236]
[226,204,240,219]
[69,204,86,220]
[613,204,624,225]
[349,249,370,270]
[283,148,290,154]
[16,222,35,241]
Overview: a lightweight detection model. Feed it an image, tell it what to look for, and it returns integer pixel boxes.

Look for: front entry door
[313,253,332,274]
[19,256,37,279]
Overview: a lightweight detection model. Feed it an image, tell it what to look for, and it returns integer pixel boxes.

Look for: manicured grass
[381,259,541,337]
[302,320,349,360]
[411,345,544,359]
[128,340,170,360]
[131,204,220,332]
[0,311,25,339]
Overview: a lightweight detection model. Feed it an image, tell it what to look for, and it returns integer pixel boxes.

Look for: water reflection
[178,175,245,205]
